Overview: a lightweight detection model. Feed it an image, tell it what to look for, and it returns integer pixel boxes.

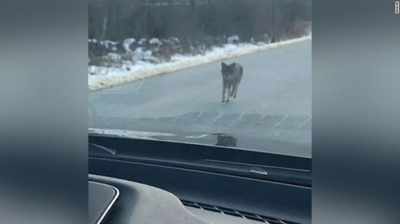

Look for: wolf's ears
[221,62,227,68]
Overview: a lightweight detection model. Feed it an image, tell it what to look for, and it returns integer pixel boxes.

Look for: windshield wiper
[89,143,117,156]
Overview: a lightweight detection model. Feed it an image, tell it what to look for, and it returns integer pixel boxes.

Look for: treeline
[89,0,311,42]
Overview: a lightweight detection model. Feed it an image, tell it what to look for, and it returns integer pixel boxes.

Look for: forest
[88,0,311,68]
[89,0,311,41]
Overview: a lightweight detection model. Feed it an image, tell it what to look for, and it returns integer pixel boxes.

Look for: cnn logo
[396,0,400,15]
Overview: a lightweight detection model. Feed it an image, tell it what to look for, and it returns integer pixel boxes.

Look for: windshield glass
[88,0,312,158]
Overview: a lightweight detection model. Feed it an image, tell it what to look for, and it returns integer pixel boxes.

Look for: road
[89,39,311,157]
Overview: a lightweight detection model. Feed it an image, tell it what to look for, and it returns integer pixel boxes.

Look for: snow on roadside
[89,35,311,91]
[123,38,135,52]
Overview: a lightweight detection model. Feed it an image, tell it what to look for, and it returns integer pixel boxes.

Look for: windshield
[88,0,312,158]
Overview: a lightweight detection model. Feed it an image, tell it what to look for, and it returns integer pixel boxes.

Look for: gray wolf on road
[220,62,244,103]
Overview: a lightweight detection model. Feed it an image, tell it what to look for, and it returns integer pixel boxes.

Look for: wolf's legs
[224,85,232,103]
[233,84,239,98]
[226,85,235,102]
[230,85,235,98]
[226,90,230,102]
[222,82,226,103]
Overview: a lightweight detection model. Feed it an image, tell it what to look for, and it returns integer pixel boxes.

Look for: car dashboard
[89,134,311,224]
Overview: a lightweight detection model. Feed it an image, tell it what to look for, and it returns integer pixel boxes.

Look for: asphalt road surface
[89,39,311,157]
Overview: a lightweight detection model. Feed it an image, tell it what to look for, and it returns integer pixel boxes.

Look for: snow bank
[123,38,135,52]
[89,35,311,91]
[149,38,162,45]
[227,35,240,44]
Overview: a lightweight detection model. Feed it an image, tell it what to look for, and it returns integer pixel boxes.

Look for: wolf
[220,62,244,103]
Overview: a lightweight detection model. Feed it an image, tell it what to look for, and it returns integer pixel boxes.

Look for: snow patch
[123,38,135,52]
[149,38,162,45]
[227,35,240,44]
[106,53,121,61]
[100,40,117,49]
